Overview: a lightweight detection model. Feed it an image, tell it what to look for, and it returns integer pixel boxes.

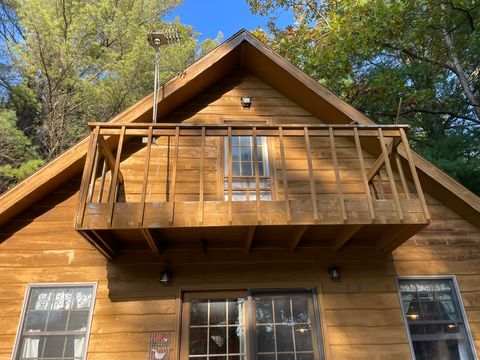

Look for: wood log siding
[0,71,479,360]
[75,123,428,231]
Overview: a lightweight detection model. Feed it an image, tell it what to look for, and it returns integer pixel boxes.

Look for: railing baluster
[107,126,125,227]
[87,142,100,203]
[395,152,411,200]
[97,158,107,203]
[378,128,403,222]
[138,126,153,226]
[399,128,431,221]
[329,127,347,223]
[304,127,319,222]
[353,127,375,220]
[199,126,206,224]
[227,127,233,224]
[169,126,180,225]
[278,127,291,222]
[76,126,100,228]
[253,127,261,223]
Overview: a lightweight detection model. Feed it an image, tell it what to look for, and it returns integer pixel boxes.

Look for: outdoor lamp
[160,269,172,285]
[328,265,341,282]
[240,96,252,108]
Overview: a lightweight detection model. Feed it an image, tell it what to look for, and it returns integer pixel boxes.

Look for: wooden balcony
[75,123,430,259]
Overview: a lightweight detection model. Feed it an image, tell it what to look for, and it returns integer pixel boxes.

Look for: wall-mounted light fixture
[328,265,341,282]
[240,96,252,108]
[160,269,172,286]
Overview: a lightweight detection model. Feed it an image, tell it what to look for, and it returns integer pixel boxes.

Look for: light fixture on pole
[147,29,182,123]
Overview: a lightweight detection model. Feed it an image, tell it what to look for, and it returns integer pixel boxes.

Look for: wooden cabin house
[1,30,480,360]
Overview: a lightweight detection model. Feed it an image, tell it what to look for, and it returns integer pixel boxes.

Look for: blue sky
[166,0,293,42]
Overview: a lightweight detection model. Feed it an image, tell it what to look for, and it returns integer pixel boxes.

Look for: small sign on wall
[148,332,170,360]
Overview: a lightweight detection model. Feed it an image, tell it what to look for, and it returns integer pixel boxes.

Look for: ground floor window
[13,284,96,360]
[397,277,476,360]
[181,290,323,360]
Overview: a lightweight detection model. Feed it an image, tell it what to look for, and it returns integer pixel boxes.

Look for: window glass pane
[274,297,292,323]
[294,324,313,351]
[228,300,240,325]
[67,310,90,331]
[190,301,208,326]
[256,325,275,352]
[209,327,227,354]
[398,279,475,360]
[240,136,250,146]
[15,285,94,360]
[241,162,252,176]
[232,147,240,162]
[46,310,69,331]
[189,328,208,355]
[241,147,252,162]
[255,297,273,324]
[43,335,66,358]
[210,300,226,325]
[275,325,294,351]
[25,311,48,332]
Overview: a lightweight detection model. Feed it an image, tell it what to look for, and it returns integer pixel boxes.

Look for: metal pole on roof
[147,29,182,123]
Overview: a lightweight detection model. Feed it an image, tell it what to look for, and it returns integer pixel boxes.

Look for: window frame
[395,275,477,360]
[12,282,97,360]
[221,118,277,201]
[179,289,324,360]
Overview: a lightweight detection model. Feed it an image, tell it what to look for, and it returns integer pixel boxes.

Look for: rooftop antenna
[148,29,182,123]
[395,97,403,124]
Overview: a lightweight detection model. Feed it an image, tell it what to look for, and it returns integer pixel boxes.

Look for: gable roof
[0,29,479,228]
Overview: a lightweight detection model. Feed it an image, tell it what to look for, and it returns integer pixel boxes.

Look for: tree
[2,0,200,159]
[248,0,480,194]
[0,109,43,193]
[0,0,222,193]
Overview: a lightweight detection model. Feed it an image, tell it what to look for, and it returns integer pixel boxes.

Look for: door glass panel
[188,298,246,360]
[254,294,317,360]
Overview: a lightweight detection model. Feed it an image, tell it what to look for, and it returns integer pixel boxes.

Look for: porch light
[160,269,172,285]
[240,96,252,108]
[328,265,341,282]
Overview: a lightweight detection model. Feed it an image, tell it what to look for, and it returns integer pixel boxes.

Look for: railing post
[107,125,126,227]
[76,126,100,228]
[399,128,431,222]
[138,126,153,226]
[353,127,375,221]
[169,126,180,225]
[329,127,347,223]
[278,127,291,222]
[199,126,206,224]
[304,127,319,222]
[227,127,233,224]
[378,128,404,222]
[253,127,262,223]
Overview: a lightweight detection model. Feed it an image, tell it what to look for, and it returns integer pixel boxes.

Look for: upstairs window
[13,284,96,360]
[224,135,272,201]
[398,277,476,360]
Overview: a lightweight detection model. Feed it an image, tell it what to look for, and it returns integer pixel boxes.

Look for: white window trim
[11,282,98,360]
[395,275,478,360]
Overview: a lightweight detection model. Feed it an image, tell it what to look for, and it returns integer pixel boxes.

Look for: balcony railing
[75,123,430,258]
